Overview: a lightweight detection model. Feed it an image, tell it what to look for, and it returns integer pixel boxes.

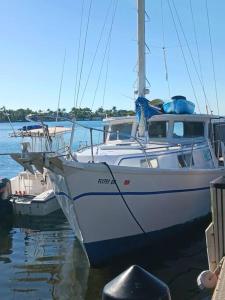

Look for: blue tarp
[135,97,161,122]
[19,125,43,131]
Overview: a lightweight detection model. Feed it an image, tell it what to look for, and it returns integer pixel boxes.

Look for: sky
[0,0,224,114]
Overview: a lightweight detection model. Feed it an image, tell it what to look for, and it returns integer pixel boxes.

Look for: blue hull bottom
[84,215,210,267]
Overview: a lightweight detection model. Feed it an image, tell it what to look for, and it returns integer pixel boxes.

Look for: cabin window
[177,153,194,167]
[140,158,158,168]
[109,123,133,140]
[173,121,204,138]
[148,121,168,138]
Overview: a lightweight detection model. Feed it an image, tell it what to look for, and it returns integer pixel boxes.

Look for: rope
[206,0,219,115]
[79,0,114,108]
[102,162,146,234]
[167,0,201,113]
[161,0,171,98]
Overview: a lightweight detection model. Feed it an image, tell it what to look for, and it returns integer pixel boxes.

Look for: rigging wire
[90,0,118,111]
[75,0,93,111]
[189,0,208,113]
[167,0,201,113]
[189,0,204,86]
[101,39,111,109]
[56,49,66,122]
[205,0,220,115]
[79,0,114,108]
[161,0,171,98]
[170,0,210,113]
[73,0,85,111]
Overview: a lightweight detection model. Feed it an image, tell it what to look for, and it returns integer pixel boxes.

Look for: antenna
[56,49,66,122]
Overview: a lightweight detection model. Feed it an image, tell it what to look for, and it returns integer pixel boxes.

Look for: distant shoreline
[0,118,103,123]
[0,107,135,123]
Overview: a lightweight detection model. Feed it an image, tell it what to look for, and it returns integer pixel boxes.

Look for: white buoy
[197,270,218,290]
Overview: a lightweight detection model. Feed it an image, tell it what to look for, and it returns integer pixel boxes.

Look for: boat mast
[137,0,146,98]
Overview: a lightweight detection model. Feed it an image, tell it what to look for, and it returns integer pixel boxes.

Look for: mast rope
[206,0,219,115]
[161,0,171,98]
[90,0,118,111]
[79,0,114,108]
[101,37,111,109]
[189,0,209,113]
[73,0,85,111]
[170,0,210,114]
[167,0,201,113]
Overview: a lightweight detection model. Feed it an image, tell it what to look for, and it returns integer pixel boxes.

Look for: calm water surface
[0,121,212,299]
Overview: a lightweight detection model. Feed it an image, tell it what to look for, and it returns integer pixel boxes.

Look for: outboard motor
[0,178,12,214]
[0,178,11,200]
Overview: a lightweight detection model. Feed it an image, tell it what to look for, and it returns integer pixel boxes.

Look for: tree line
[0,106,135,122]
[0,99,163,122]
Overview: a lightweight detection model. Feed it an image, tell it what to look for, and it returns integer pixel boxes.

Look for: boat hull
[84,214,210,266]
[49,159,225,265]
[11,194,59,216]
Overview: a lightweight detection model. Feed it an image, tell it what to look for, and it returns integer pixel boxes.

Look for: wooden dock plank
[213,259,225,300]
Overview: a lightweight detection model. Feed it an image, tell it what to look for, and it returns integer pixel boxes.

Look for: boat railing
[18,116,210,168]
[66,120,209,167]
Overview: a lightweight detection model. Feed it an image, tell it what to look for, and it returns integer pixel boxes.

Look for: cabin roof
[103,116,136,125]
[150,113,221,122]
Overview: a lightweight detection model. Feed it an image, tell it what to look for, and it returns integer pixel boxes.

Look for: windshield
[109,123,133,140]
[148,121,168,138]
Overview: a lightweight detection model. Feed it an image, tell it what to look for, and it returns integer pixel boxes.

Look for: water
[0,121,212,299]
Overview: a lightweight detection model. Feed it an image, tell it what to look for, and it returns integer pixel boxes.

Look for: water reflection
[0,210,213,300]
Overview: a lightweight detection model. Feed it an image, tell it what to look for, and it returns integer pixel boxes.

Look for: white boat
[24,1,225,265]
[9,125,71,216]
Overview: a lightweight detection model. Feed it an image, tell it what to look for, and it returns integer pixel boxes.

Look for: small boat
[9,124,71,216]
[163,96,195,114]
[11,189,57,216]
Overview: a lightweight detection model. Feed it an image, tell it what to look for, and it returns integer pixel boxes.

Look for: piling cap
[102,265,171,300]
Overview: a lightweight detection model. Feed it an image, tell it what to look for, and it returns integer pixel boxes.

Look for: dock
[213,258,225,299]
[204,176,225,299]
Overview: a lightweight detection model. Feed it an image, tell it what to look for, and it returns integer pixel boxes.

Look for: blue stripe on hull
[84,215,210,267]
[56,186,209,202]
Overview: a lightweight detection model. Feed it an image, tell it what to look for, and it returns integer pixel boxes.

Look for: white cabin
[74,114,225,170]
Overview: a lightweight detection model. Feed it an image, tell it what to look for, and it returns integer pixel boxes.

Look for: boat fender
[197,270,217,289]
